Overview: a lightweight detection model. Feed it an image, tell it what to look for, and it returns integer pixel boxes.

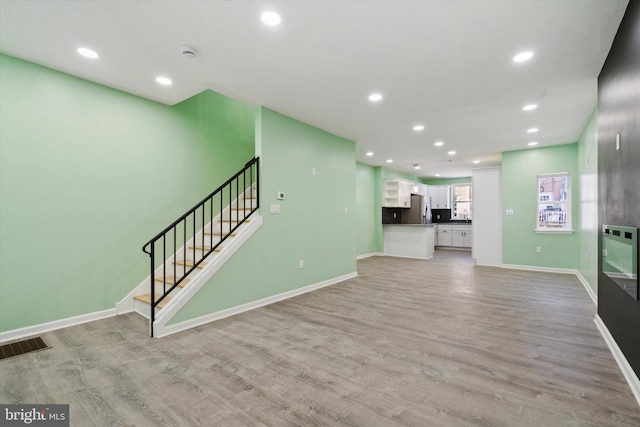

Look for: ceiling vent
[181,45,198,58]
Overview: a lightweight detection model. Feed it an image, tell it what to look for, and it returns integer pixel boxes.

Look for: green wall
[0,54,254,332]
[356,162,383,256]
[171,107,356,323]
[422,177,472,185]
[502,143,579,269]
[577,109,598,294]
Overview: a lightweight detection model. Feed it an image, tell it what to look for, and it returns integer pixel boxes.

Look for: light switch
[276,192,286,200]
[270,204,281,214]
[506,209,514,216]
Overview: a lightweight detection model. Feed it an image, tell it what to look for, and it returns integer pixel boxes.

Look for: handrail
[142,157,259,336]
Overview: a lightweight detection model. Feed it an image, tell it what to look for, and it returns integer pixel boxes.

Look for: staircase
[117,158,261,337]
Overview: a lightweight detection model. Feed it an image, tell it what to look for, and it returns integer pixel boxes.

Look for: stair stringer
[152,214,263,337]
[115,186,257,317]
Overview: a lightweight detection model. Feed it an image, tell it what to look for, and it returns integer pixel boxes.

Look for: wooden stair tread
[188,245,223,252]
[203,231,237,236]
[231,207,253,211]
[134,294,171,308]
[173,260,207,269]
[219,219,250,223]
[154,276,190,286]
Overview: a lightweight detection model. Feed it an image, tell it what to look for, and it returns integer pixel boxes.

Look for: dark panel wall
[597,0,640,377]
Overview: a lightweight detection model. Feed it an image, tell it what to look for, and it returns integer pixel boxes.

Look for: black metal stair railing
[142,157,259,336]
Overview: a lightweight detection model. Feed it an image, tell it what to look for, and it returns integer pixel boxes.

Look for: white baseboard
[356,252,385,260]
[594,315,640,408]
[501,263,578,275]
[157,271,358,338]
[576,270,598,305]
[0,308,118,344]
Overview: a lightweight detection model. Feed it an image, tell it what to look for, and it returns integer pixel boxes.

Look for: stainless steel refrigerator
[401,194,431,224]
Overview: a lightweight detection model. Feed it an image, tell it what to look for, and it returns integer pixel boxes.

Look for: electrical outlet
[536,246,541,253]
[299,260,304,269]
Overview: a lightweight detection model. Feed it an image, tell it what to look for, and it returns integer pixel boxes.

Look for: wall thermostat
[277,192,286,200]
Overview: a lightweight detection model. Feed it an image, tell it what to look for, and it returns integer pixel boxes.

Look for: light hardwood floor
[2,250,639,426]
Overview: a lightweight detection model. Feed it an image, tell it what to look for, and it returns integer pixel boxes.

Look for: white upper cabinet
[383,179,412,207]
[428,185,450,209]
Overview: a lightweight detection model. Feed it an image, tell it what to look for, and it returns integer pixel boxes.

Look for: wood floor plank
[1,250,638,426]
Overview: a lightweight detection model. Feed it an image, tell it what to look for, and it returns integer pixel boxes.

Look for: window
[537,173,571,232]
[452,183,472,220]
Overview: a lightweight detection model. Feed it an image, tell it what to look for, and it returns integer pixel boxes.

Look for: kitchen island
[383,224,436,260]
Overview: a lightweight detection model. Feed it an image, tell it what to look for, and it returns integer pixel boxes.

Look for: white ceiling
[0,0,629,178]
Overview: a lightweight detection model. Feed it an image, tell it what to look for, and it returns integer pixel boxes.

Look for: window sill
[534,229,575,234]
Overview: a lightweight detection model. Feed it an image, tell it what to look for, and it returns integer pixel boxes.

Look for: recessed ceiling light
[369,93,383,102]
[473,160,480,164]
[413,164,421,170]
[513,51,534,63]
[366,151,374,157]
[261,11,281,26]
[435,174,441,177]
[155,76,173,86]
[528,141,538,146]
[413,125,424,131]
[386,159,393,163]
[448,150,456,155]
[77,47,98,59]
[527,127,539,133]
[523,104,538,111]
[434,141,444,147]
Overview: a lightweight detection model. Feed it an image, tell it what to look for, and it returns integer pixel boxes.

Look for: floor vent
[0,337,49,360]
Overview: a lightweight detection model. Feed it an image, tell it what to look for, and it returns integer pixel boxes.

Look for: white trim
[594,315,640,408]
[157,271,358,338]
[384,254,434,261]
[356,252,385,260]
[576,270,598,305]
[533,229,575,234]
[501,264,578,275]
[0,308,118,344]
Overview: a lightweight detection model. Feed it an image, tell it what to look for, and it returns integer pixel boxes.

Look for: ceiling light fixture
[413,164,421,170]
[527,127,539,133]
[448,150,456,155]
[413,125,424,131]
[366,151,374,157]
[155,76,173,86]
[369,93,383,102]
[523,104,538,111]
[261,11,281,26]
[386,159,393,163]
[434,141,444,147]
[528,141,539,146]
[513,51,534,63]
[435,174,441,177]
[473,160,480,164]
[77,47,98,59]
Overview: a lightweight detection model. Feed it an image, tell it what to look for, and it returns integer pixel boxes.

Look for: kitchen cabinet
[436,224,472,248]
[428,185,450,209]
[383,179,412,207]
[436,224,452,246]
[451,224,472,248]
